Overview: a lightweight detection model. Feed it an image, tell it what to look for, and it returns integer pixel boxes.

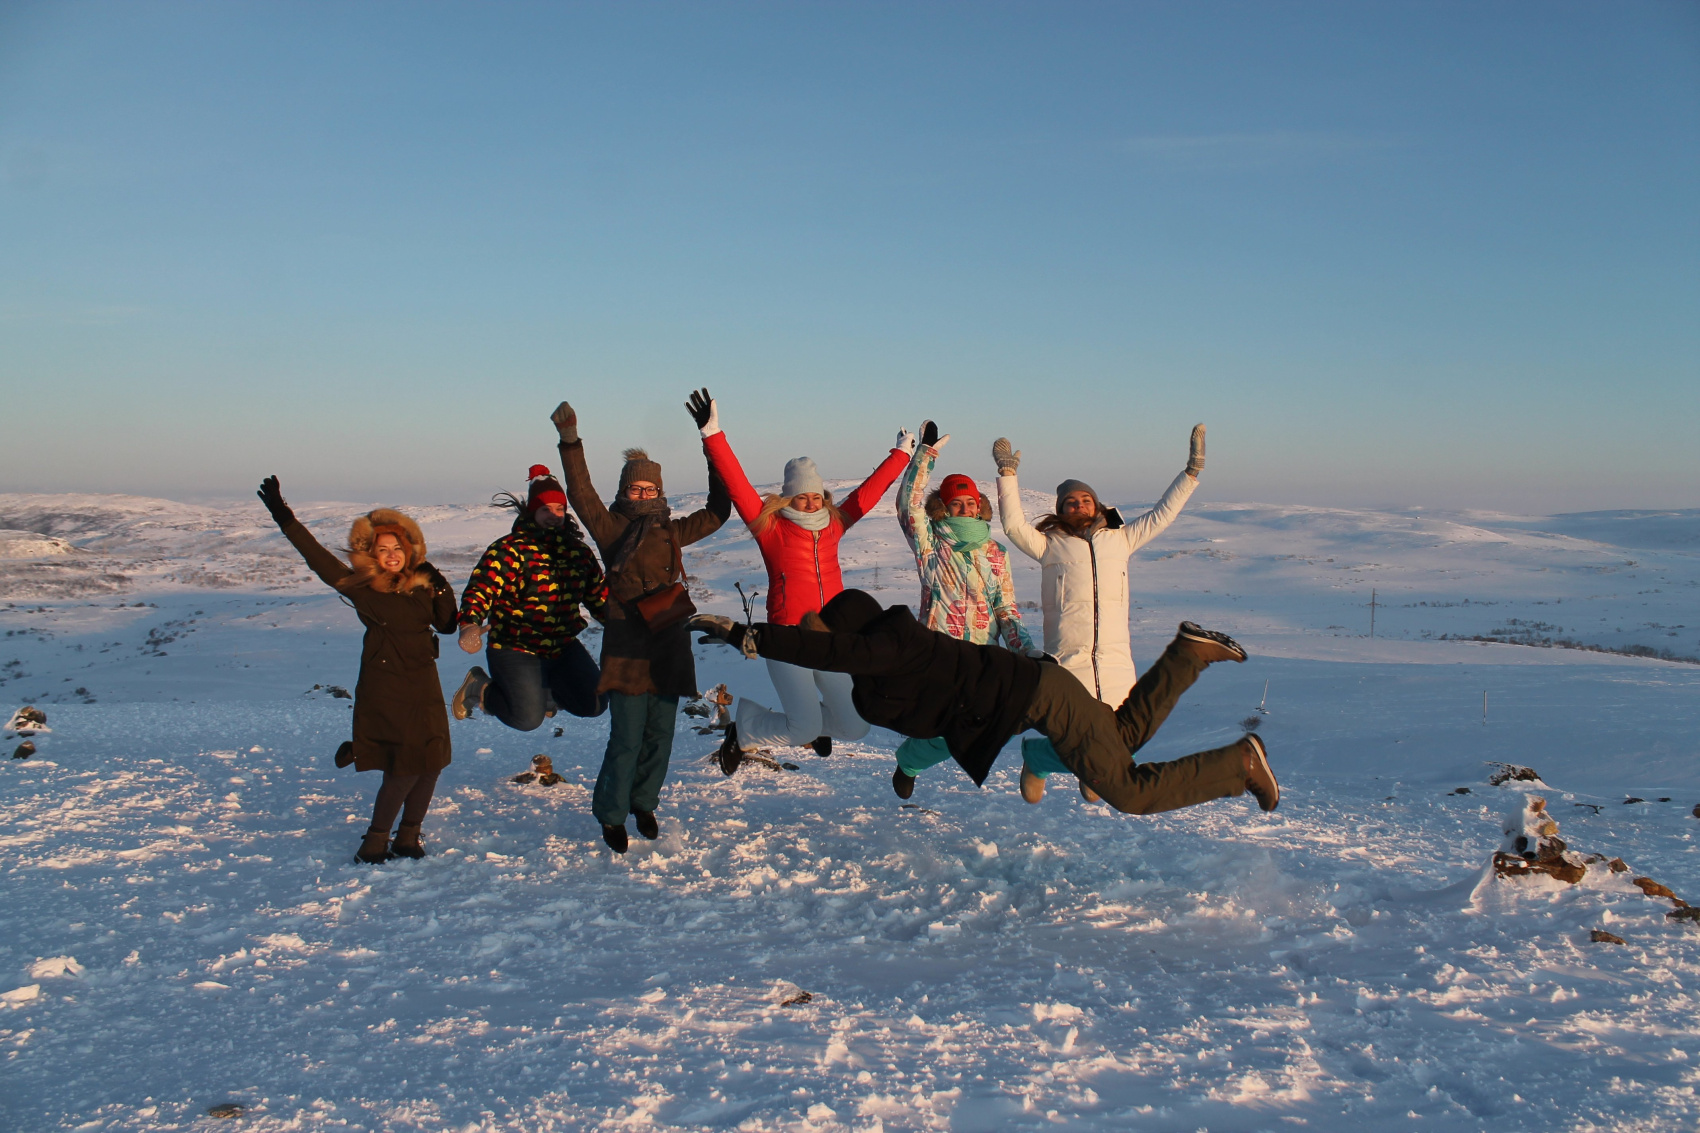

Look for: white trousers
[735,657,870,749]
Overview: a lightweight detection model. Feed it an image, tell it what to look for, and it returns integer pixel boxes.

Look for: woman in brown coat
[551,400,730,853]
[258,477,459,863]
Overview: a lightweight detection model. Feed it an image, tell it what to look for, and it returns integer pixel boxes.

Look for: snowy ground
[2,487,1698,1132]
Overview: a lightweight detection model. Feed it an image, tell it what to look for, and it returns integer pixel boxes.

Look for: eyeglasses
[625,486,661,499]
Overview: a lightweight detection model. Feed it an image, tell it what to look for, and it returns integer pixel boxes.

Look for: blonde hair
[749,490,845,536]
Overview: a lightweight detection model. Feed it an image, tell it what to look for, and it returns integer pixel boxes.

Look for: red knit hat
[938,474,979,504]
[527,465,567,511]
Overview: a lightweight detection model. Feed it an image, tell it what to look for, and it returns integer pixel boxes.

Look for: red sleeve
[703,431,765,526]
[838,448,909,527]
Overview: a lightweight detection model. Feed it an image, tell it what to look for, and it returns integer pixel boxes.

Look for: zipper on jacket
[813,530,825,610]
[1088,537,1102,699]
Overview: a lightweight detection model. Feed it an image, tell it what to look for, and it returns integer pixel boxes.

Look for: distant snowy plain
[2,484,1697,1132]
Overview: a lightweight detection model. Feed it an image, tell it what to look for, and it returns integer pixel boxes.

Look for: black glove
[685,388,714,430]
[920,420,940,448]
[257,476,296,528]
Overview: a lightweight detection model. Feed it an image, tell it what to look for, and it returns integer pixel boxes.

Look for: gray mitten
[992,437,1021,475]
[551,401,579,445]
[1186,424,1205,477]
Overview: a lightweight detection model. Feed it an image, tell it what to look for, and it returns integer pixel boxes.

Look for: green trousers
[592,692,679,827]
[1021,642,1247,815]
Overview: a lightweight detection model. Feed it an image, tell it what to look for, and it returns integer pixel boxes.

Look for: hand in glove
[685,388,720,436]
[919,420,951,452]
[687,613,757,658]
[551,401,579,445]
[1186,423,1205,478]
[256,476,296,528]
[992,437,1021,476]
[896,428,917,456]
[458,623,484,655]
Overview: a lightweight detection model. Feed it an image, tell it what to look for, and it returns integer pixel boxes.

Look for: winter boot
[717,725,744,777]
[601,823,629,854]
[1242,734,1279,812]
[1079,781,1102,804]
[810,735,832,757]
[891,767,915,800]
[355,828,393,864]
[452,666,491,720]
[391,823,426,859]
[1176,621,1247,664]
[1019,764,1045,804]
[633,810,659,840]
[544,693,558,719]
[334,741,355,768]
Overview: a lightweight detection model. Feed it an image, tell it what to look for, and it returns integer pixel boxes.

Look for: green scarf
[939,516,991,550]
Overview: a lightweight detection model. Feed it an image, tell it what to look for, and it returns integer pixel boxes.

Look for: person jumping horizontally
[688,589,1277,818]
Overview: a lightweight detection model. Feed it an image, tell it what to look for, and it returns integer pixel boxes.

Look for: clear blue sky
[2,1,1695,512]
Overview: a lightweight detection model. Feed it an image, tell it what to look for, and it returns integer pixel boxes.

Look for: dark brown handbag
[632,532,696,633]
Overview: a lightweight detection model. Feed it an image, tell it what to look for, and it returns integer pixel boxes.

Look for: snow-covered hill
[2,490,1697,1131]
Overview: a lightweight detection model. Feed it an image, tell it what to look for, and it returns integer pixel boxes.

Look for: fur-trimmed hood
[339,508,432,593]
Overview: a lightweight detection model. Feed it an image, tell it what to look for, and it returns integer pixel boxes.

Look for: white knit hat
[782,457,824,497]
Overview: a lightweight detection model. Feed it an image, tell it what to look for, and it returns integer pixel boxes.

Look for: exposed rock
[1668,907,1700,923]
[1632,877,1689,907]
[1608,858,1629,873]
[1589,929,1627,944]
[5,705,48,734]
[206,1103,245,1119]
[11,740,34,759]
[1487,762,1541,786]
[512,754,563,786]
[779,991,813,1007]
[1493,795,1587,884]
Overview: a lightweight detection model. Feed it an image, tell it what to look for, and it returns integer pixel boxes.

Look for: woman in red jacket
[688,390,912,772]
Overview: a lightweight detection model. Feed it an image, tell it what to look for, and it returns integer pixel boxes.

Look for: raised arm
[257,476,350,589]
[838,430,915,527]
[1121,425,1204,553]
[897,421,948,557]
[991,438,1046,561]
[552,401,624,553]
[698,430,766,529]
[672,460,732,548]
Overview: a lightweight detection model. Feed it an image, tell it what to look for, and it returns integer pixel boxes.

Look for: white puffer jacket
[996,470,1197,703]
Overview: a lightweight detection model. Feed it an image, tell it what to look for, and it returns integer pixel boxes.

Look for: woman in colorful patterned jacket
[890,420,1036,799]
[688,389,912,772]
[451,466,609,731]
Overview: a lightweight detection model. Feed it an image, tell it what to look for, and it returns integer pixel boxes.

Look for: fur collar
[338,508,433,594]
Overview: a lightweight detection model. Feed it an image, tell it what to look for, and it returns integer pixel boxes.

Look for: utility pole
[1369,588,1378,638]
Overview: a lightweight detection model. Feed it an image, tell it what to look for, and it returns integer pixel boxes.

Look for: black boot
[355,828,393,864]
[633,810,659,840]
[391,823,426,859]
[334,741,355,768]
[891,767,915,800]
[717,725,743,777]
[1176,621,1248,664]
[810,735,832,757]
[601,823,629,853]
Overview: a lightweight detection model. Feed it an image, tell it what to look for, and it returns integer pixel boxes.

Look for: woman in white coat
[993,425,1206,802]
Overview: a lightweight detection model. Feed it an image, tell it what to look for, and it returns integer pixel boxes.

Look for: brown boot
[1019,764,1045,804]
[391,823,425,859]
[355,828,393,864]
[1242,734,1279,811]
[1078,781,1101,804]
[451,666,491,720]
[1176,621,1248,664]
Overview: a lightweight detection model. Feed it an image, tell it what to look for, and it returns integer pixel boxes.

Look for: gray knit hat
[782,457,824,498]
[619,448,664,495]
[1055,478,1099,511]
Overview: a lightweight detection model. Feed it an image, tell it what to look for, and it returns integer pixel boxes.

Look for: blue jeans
[485,641,604,731]
[592,692,679,827]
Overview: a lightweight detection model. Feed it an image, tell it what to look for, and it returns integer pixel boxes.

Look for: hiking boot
[355,829,393,864]
[451,666,491,720]
[1176,621,1247,664]
[334,741,355,768]
[633,810,659,840]
[810,735,832,757]
[601,823,629,853]
[717,725,744,777]
[891,767,915,800]
[1242,734,1279,812]
[391,823,426,859]
[544,693,558,719]
[1019,764,1045,804]
[1079,781,1101,803]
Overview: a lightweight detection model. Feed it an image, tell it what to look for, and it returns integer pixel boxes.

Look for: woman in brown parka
[258,477,459,863]
[551,399,730,854]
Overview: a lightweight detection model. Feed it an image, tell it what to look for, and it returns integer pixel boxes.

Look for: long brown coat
[559,439,729,697]
[282,511,459,774]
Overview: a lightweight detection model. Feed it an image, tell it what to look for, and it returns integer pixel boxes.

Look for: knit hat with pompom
[618,448,664,495]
